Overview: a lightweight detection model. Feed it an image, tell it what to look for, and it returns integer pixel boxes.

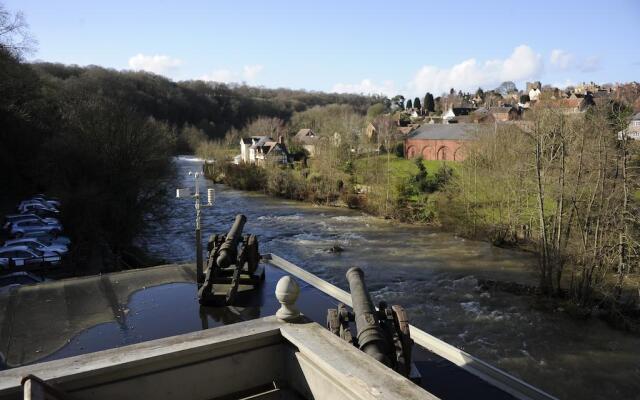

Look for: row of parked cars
[1,195,70,270]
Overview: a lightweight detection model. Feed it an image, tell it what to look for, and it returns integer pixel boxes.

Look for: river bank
[210,160,516,241]
[212,160,640,332]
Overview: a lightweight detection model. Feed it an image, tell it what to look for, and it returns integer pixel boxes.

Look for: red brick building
[404,123,478,161]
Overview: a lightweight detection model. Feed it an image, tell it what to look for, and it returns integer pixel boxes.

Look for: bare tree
[0,4,37,57]
[375,116,395,216]
[443,105,639,306]
[610,106,639,300]
[242,116,286,138]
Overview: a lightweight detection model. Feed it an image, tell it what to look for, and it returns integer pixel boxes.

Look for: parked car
[19,203,60,217]
[0,271,44,294]
[20,231,71,247]
[18,200,59,214]
[10,219,62,238]
[0,245,61,268]
[29,195,61,209]
[3,237,68,255]
[3,213,59,231]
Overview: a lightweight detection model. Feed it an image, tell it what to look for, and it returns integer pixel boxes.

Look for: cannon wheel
[225,265,242,305]
[207,234,220,253]
[392,305,412,376]
[246,235,259,275]
[327,309,340,335]
[391,305,410,337]
[339,325,354,344]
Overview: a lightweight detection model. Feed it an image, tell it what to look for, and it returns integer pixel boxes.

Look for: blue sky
[6,0,640,98]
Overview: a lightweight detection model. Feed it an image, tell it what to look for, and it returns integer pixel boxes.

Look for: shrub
[222,163,266,191]
[394,142,404,158]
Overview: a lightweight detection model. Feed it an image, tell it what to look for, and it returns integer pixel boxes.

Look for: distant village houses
[452,106,520,123]
[533,95,594,114]
[233,80,633,168]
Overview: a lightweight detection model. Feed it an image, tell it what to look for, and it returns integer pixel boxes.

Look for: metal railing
[264,253,558,400]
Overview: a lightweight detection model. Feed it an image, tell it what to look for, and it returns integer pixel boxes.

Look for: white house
[442,106,476,123]
[618,112,640,141]
[239,136,289,165]
[529,88,541,102]
[240,138,254,163]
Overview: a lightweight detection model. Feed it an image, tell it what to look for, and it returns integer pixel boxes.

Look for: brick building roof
[407,123,479,140]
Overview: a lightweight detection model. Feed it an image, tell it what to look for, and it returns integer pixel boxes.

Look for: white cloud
[243,64,264,80]
[549,50,601,73]
[552,79,577,89]
[408,45,543,96]
[128,54,182,76]
[580,56,601,72]
[331,79,396,96]
[200,64,264,83]
[332,46,543,98]
[550,49,574,69]
[201,69,234,83]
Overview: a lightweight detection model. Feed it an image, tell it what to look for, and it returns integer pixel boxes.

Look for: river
[137,157,640,400]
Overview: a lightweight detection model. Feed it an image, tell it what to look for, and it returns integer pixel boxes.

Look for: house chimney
[278,135,285,145]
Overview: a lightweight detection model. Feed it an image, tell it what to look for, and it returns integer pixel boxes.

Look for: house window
[633,121,640,127]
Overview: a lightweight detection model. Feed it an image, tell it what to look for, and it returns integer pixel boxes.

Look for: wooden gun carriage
[198,214,265,306]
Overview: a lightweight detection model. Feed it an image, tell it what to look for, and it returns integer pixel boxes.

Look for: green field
[354,155,458,183]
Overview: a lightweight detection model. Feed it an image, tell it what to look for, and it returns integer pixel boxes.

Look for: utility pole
[177,171,214,287]
[192,171,204,284]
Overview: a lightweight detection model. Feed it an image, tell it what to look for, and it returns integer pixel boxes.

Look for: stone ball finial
[275,275,301,322]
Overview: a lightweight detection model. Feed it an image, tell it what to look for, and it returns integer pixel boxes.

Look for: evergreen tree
[411,157,432,193]
[424,93,435,112]
[406,99,413,109]
[413,97,421,110]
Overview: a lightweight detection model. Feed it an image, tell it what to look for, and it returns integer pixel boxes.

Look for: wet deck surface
[0,262,514,400]
[0,263,338,368]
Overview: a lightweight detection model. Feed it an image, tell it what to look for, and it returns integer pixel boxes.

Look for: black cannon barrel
[216,214,247,268]
[346,267,392,367]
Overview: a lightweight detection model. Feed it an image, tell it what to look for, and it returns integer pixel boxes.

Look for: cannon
[326,267,417,380]
[198,214,264,306]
